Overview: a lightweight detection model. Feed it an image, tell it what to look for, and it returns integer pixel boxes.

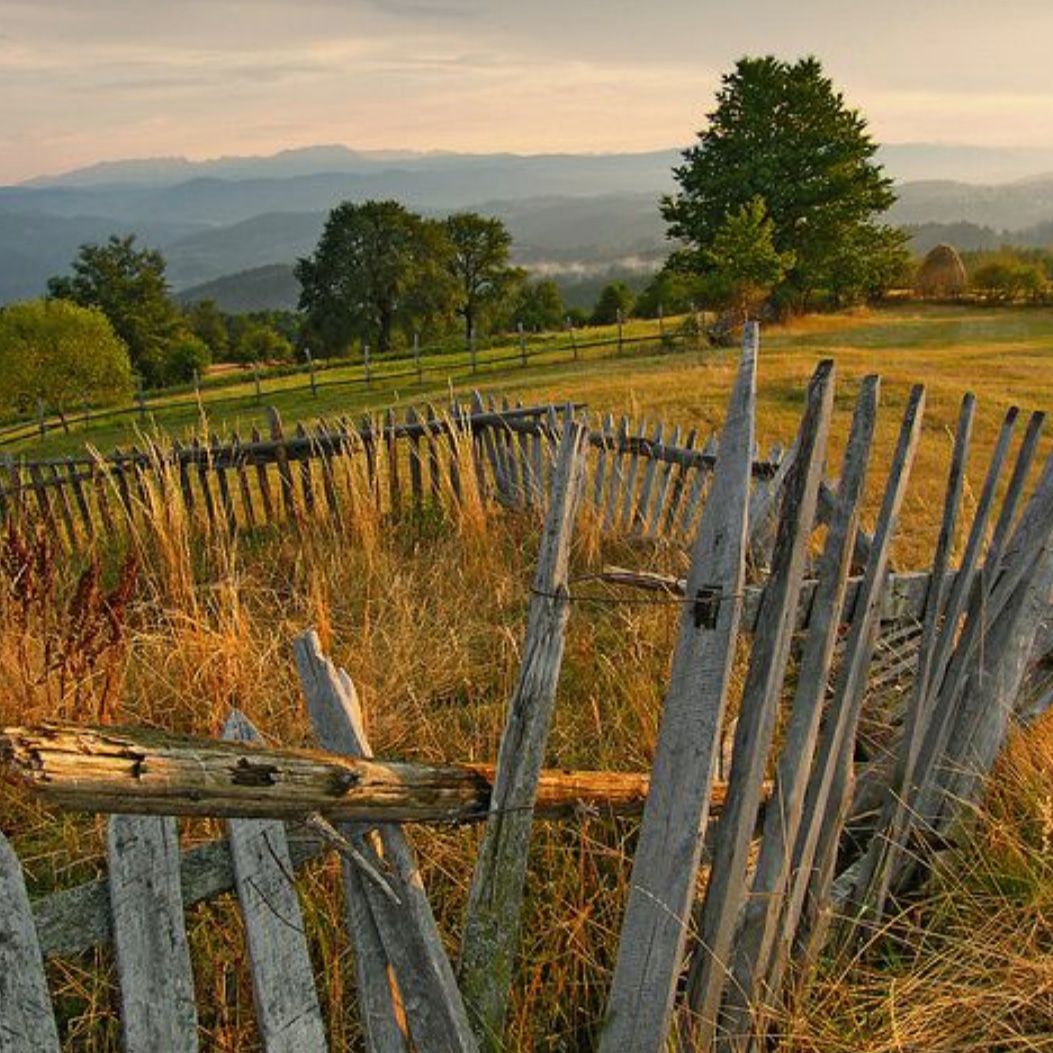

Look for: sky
[3,0,1053,184]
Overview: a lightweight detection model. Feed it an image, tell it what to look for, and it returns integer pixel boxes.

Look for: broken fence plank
[294,630,476,1053]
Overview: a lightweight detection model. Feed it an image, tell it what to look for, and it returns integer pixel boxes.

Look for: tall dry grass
[0,422,1050,1050]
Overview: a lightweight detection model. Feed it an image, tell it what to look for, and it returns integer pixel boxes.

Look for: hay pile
[915,243,969,297]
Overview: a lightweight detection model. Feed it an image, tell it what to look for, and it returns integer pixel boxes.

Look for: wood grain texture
[107,815,199,1053]
[598,323,757,1053]
[685,359,834,1046]
[718,376,880,1051]
[0,830,60,1052]
[459,420,589,1050]
[223,711,328,1053]
[294,630,477,1053]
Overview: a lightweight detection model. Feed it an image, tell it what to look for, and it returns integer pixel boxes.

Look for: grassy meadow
[2,301,1053,1049]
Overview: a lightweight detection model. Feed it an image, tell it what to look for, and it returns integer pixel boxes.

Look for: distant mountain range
[4,143,1053,310]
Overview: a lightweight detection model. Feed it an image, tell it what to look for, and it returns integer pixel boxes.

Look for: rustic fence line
[0,324,698,451]
[2,326,1052,1051]
[0,391,786,557]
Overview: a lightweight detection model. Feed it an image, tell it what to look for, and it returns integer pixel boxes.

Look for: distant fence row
[0,391,782,553]
[0,320,701,451]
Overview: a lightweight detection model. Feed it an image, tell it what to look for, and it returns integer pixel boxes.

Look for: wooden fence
[3,325,1053,1051]
[0,391,789,554]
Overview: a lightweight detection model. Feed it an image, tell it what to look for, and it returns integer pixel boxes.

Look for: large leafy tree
[47,234,184,385]
[296,200,455,356]
[662,56,907,309]
[0,300,132,418]
[444,213,521,343]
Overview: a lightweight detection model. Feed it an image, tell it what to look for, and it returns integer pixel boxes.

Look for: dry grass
[2,305,1053,1049]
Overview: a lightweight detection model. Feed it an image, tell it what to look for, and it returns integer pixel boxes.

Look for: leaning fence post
[598,325,757,1053]
[459,417,589,1049]
[294,631,477,1053]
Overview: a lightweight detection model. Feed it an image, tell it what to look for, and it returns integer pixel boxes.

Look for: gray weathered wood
[779,385,926,994]
[897,406,1023,846]
[592,412,613,511]
[685,360,835,1046]
[459,419,589,1049]
[34,827,328,962]
[598,324,757,1053]
[107,814,199,1053]
[847,393,975,927]
[620,418,649,530]
[631,422,662,534]
[293,641,407,1053]
[294,630,477,1053]
[646,423,681,536]
[603,416,630,529]
[0,830,60,1052]
[663,427,697,534]
[223,711,328,1053]
[718,376,880,1051]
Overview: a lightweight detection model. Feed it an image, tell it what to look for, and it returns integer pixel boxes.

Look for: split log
[0,722,714,824]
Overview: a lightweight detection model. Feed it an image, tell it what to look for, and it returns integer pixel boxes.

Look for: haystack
[915,243,968,297]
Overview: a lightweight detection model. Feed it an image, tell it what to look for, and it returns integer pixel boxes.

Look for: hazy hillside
[6,144,1053,309]
[175,264,301,312]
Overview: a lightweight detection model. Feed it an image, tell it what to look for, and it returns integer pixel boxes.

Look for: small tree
[512,280,565,332]
[184,299,230,360]
[161,335,212,386]
[704,197,795,321]
[590,281,636,325]
[47,234,184,385]
[0,300,132,420]
[445,213,520,343]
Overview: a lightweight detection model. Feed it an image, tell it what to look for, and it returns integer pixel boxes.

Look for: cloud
[4,0,1053,182]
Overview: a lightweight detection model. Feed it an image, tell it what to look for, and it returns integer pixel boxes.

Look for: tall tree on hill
[444,212,521,343]
[296,200,455,356]
[662,56,907,310]
[47,234,185,386]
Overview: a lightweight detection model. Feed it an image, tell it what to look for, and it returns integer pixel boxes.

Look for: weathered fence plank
[0,830,60,1052]
[775,385,925,1002]
[459,418,589,1048]
[598,324,756,1053]
[685,359,834,1046]
[223,711,328,1053]
[717,375,880,1051]
[294,630,477,1053]
[107,815,199,1053]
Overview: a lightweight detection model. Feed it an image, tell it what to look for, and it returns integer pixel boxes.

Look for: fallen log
[0,722,743,824]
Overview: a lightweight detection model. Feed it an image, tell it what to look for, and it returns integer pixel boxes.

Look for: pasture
[1,302,1052,1051]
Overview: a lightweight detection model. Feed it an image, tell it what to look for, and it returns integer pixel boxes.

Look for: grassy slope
[3,302,1053,1049]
